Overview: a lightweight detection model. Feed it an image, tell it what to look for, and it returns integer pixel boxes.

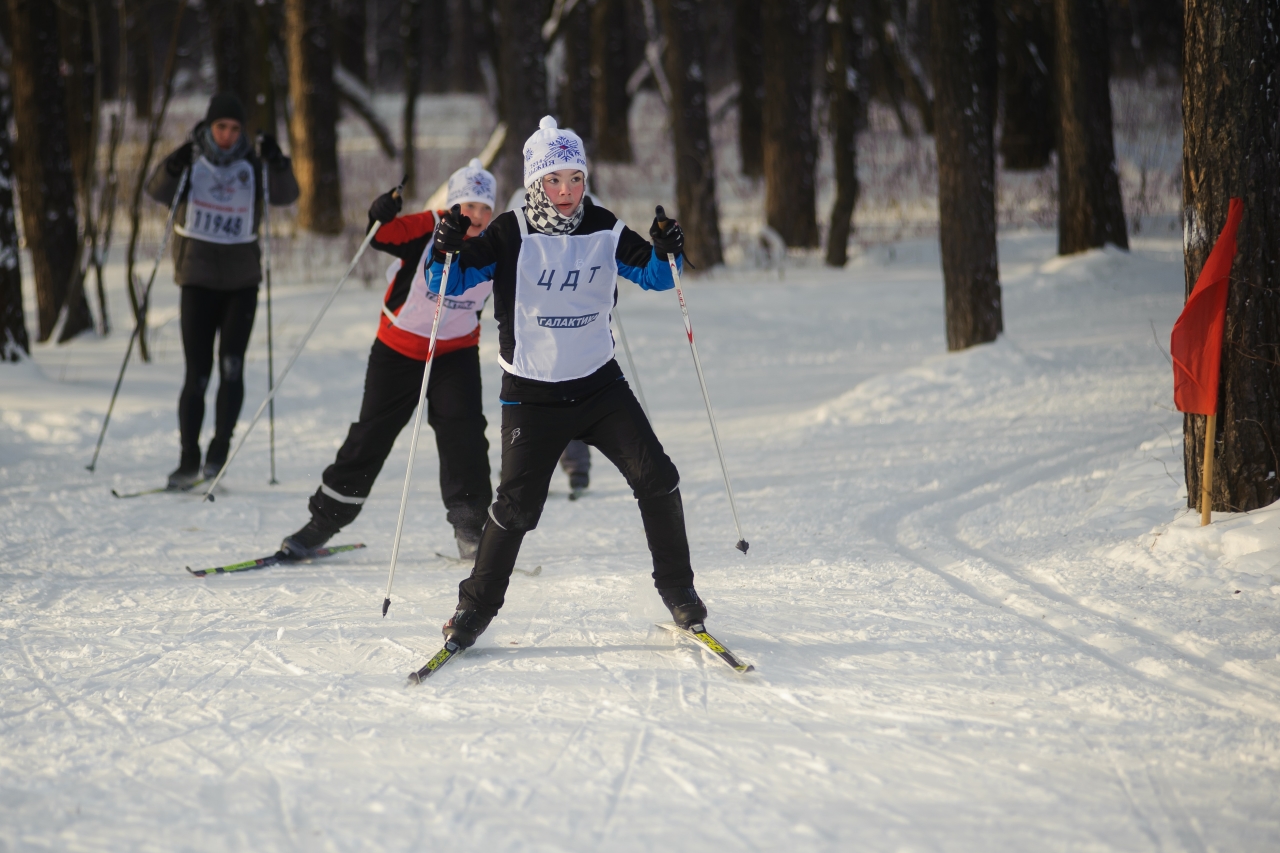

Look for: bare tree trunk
[8,0,87,342]
[761,0,818,248]
[931,0,1001,351]
[734,0,763,177]
[401,0,425,196]
[0,62,27,360]
[826,0,866,268]
[208,0,251,105]
[125,1,151,120]
[655,0,722,269]
[287,0,343,234]
[1183,0,1280,513]
[590,0,631,163]
[1053,0,1126,254]
[493,0,548,202]
[249,0,281,138]
[333,0,368,84]
[447,0,482,94]
[559,2,593,151]
[998,0,1054,170]
[422,0,448,95]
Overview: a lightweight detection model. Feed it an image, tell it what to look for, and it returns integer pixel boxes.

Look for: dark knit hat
[204,92,246,125]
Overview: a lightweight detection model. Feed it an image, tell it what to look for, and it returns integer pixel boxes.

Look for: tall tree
[8,0,93,342]
[493,0,548,202]
[826,0,867,268]
[998,0,1054,170]
[248,0,281,138]
[208,0,251,106]
[447,0,484,94]
[125,1,151,119]
[734,0,763,177]
[931,0,1001,351]
[1182,1,1280,513]
[286,0,343,233]
[558,1,593,152]
[401,0,426,195]
[761,0,817,247]
[589,0,631,163]
[333,0,368,83]
[1052,0,1126,254]
[656,0,722,268]
[0,61,27,361]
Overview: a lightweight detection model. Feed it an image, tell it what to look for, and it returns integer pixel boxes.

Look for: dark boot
[167,449,203,490]
[659,587,708,629]
[203,436,230,479]
[442,609,493,649]
[280,516,340,558]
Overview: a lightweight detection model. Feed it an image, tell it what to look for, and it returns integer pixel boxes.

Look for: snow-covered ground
[4,220,1278,850]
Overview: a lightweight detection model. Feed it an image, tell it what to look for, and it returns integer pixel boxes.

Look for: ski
[186,543,366,577]
[657,622,755,673]
[112,479,207,499]
[407,641,463,684]
[434,553,542,577]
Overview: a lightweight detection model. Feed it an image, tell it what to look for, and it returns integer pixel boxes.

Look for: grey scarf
[523,179,585,236]
[197,123,252,167]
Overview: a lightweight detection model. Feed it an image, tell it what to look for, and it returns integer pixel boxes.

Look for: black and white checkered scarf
[522,179,585,236]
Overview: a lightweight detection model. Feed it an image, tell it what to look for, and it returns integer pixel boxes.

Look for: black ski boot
[167,450,203,490]
[442,609,492,649]
[659,587,708,629]
[203,436,230,480]
[454,525,483,561]
[280,517,339,558]
[568,472,589,501]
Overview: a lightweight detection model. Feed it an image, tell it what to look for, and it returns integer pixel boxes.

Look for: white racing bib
[174,156,256,245]
[500,215,624,382]
[383,239,493,342]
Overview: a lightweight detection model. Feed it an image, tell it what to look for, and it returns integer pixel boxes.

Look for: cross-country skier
[278,159,497,560]
[146,93,299,489]
[425,116,705,649]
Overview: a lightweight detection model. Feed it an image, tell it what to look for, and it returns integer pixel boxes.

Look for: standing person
[146,93,299,488]
[425,116,706,649]
[278,160,497,560]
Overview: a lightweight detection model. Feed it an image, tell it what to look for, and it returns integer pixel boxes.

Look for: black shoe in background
[167,450,203,490]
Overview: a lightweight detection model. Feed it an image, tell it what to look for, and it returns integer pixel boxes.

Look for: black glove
[258,133,284,167]
[650,205,684,261]
[432,204,471,260]
[368,187,403,225]
[165,141,196,177]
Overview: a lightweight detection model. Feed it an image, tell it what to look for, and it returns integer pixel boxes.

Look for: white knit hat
[522,116,588,186]
[446,158,497,209]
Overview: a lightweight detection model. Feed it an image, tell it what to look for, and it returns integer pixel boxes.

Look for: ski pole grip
[655,205,668,228]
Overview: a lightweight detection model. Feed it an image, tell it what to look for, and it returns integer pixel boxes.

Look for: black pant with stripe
[457,378,694,616]
[307,339,491,535]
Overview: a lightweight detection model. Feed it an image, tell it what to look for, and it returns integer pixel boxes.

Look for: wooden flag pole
[1200,412,1216,526]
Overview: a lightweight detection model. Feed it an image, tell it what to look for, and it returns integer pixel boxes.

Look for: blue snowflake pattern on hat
[471,173,493,196]
[550,136,582,163]
[525,147,534,161]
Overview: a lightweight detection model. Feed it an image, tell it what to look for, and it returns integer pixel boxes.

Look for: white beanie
[446,158,497,209]
[522,116,588,186]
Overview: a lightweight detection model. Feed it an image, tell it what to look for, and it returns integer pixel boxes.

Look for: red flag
[1171,198,1243,415]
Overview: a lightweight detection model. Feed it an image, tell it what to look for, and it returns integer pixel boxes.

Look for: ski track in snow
[3,231,1279,851]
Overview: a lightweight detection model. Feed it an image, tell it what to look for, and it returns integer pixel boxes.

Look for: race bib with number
[174,156,256,245]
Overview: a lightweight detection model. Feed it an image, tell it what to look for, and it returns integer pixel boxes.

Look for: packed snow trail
[3,232,1278,851]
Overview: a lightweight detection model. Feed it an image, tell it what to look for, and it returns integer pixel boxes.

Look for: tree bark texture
[493,0,548,202]
[8,0,91,342]
[590,0,632,163]
[248,0,281,138]
[1182,0,1280,513]
[208,0,252,107]
[125,1,151,119]
[997,0,1054,170]
[931,0,1002,351]
[1053,0,1127,254]
[656,0,723,269]
[333,0,368,83]
[826,0,866,268]
[447,0,483,94]
[286,0,343,234]
[401,0,426,195]
[558,2,594,152]
[734,0,763,177]
[761,0,818,248]
[0,65,28,360]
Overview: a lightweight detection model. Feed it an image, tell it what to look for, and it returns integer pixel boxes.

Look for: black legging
[178,284,258,459]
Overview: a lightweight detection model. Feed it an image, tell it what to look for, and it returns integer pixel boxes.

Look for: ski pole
[259,143,278,485]
[656,206,748,554]
[612,303,650,421]
[202,177,406,502]
[87,166,190,473]
[382,250,453,617]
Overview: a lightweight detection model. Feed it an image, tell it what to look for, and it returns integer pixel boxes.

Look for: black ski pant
[308,339,491,535]
[178,284,258,463]
[457,378,693,616]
